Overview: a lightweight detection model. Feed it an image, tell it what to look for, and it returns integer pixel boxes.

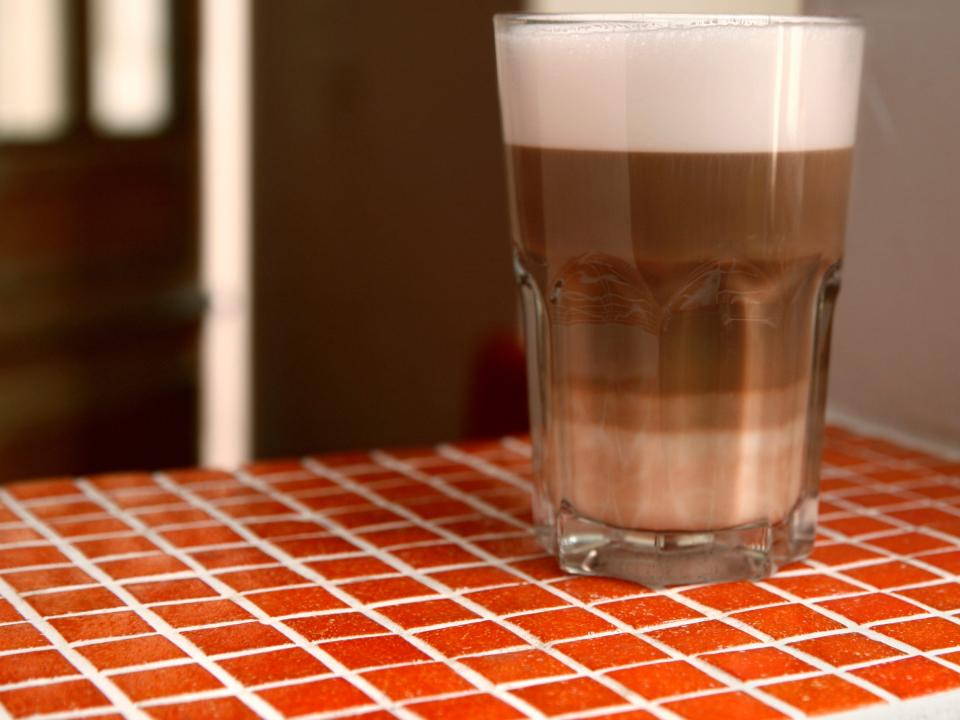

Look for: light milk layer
[495,15,864,152]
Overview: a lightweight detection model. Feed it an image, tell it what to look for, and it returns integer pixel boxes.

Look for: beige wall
[807,0,960,454]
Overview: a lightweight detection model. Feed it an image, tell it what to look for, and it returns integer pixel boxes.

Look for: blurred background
[0,0,957,481]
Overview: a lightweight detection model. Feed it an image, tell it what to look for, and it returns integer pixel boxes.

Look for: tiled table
[0,429,959,719]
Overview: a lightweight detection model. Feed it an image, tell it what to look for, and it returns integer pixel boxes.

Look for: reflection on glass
[90,0,170,135]
[0,0,67,140]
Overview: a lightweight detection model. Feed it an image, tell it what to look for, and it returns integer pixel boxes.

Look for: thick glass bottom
[549,498,815,586]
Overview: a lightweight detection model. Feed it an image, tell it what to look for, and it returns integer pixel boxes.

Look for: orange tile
[187,546,275,569]
[790,632,902,666]
[135,508,213,527]
[285,612,387,641]
[219,500,296,518]
[97,555,189,580]
[510,557,566,580]
[917,549,960,574]
[439,517,519,538]
[460,649,572,683]
[259,677,373,715]
[648,620,758,655]
[599,596,703,629]
[842,561,939,589]
[865,467,936,483]
[429,566,520,591]
[244,519,325,539]
[732,604,842,639]
[270,476,336,494]
[244,457,304,475]
[32,500,104,520]
[74,536,159,559]
[358,526,442,548]
[8,477,77,500]
[761,675,881,715]
[466,585,565,616]
[511,677,623,715]
[272,535,358,557]
[49,611,152,642]
[392,543,481,569]
[703,647,815,681]
[0,679,107,716]
[164,468,235,484]
[113,663,223,701]
[509,607,614,642]
[246,586,345,616]
[377,599,479,629]
[822,449,870,467]
[820,477,860,491]
[341,576,435,604]
[331,508,404,529]
[908,484,960,500]
[124,578,217,604]
[609,659,722,699]
[418,621,526,657]
[810,543,882,566]
[89,472,156,490]
[219,647,330,685]
[184,622,290,655]
[682,582,786,610]
[556,633,665,670]
[362,661,475,700]
[764,574,861,599]
[298,494,374,514]
[161,525,244,548]
[0,545,68,570]
[307,556,397,580]
[0,526,43,543]
[319,635,429,669]
[78,634,185,670]
[28,587,123,616]
[889,507,960,534]
[665,691,786,720]
[407,693,524,720]
[0,649,76,684]
[819,593,925,623]
[151,599,254,628]
[873,616,960,651]
[0,600,21,623]
[220,567,310,594]
[473,535,543,559]
[111,492,182,509]
[869,531,951,556]
[853,656,960,698]
[845,492,907,508]
[820,516,897,537]
[897,582,960,611]
[570,711,655,720]
[146,697,261,720]
[2,566,94,593]
[373,483,444,503]
[49,517,131,537]
[341,468,402,483]
[552,577,649,603]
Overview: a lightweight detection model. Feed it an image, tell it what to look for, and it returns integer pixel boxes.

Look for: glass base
[550,500,813,586]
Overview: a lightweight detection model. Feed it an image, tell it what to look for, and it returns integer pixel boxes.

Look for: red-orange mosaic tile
[418,621,527,657]
[0,679,108,717]
[552,576,649,603]
[820,516,898,537]
[184,622,289,656]
[135,508,212,527]
[473,535,543,559]
[609,659,722,699]
[429,566,520,590]
[555,634,666,670]
[97,554,189,580]
[682,582,784,611]
[761,675,882,715]
[161,525,244,548]
[341,576,435,604]
[188,546,275,569]
[510,556,567,580]
[319,634,429,670]
[460,649,572,683]
[376,599,479,629]
[789,632,902,666]
[0,598,20,623]
[648,620,758,655]
[510,677,623,715]
[819,593,925,624]
[408,693,524,720]
[853,656,960,698]
[362,661,475,700]
[8,477,77,500]
[246,586,345,616]
[392,543,481,569]
[732,604,843,639]
[112,664,223,701]
[111,492,182,509]
[124,578,217,604]
[809,542,883,566]
[299,493,369,513]
[358,526,442,547]
[0,545,69,570]
[218,647,329,686]
[48,517,132,537]
[466,584,565,615]
[599,596,703,629]
[439,516,519,538]
[151,600,254,628]
[664,691,786,720]
[78,635,186,670]
[889,507,960,535]
[258,677,373,716]
[2,566,94,593]
[28,586,123,616]
[703,647,815,681]
[917,549,960,574]
[0,526,43,543]
[873,616,960,651]
[216,566,309,592]
[764,574,862,599]
[272,535,358,557]
[841,560,939,589]
[49,611,153,642]
[307,555,397,580]
[897,581,960,611]
[284,612,387,642]
[74,535,159,559]
[0,649,77,684]
[147,697,261,719]
[509,607,615,642]
[866,531,951,555]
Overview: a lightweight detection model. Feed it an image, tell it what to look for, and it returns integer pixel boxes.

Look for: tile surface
[0,428,957,718]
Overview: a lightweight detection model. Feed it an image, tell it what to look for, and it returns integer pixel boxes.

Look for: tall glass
[494,14,864,584]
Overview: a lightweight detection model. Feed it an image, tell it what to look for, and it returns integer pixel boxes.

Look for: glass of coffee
[494,14,864,585]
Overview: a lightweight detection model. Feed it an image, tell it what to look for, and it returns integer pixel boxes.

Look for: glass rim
[494,12,861,29]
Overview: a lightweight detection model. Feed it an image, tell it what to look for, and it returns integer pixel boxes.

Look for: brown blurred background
[1,0,957,482]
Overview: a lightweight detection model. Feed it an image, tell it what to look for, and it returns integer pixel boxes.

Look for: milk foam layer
[495,15,864,152]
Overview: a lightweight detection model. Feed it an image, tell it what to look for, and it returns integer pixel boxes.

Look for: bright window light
[89,0,170,135]
[0,0,68,140]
